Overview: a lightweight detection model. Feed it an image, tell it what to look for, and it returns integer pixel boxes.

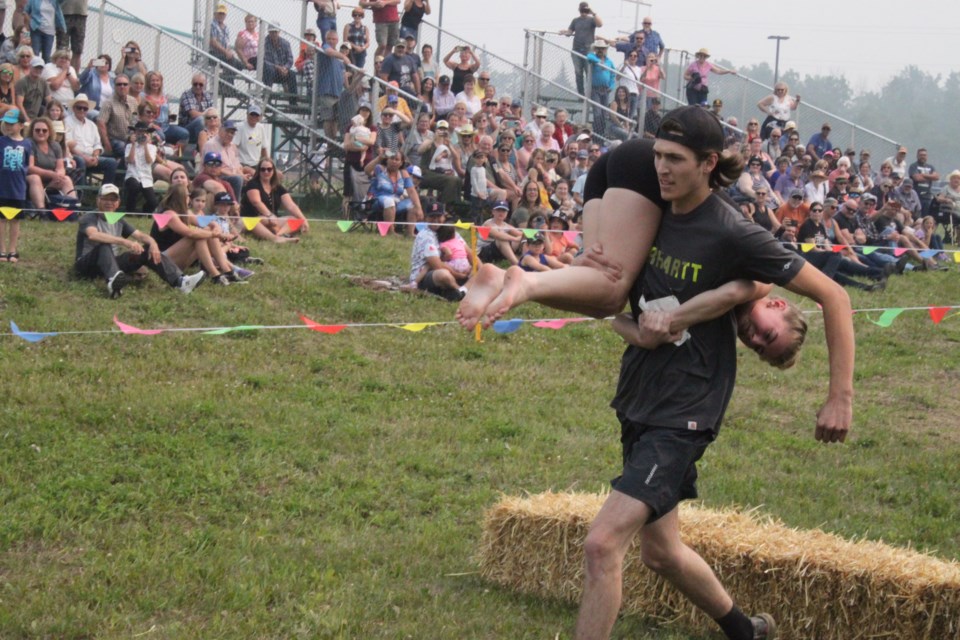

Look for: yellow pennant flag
[800,243,815,253]
[453,221,472,229]
[397,323,439,332]
[954,252,960,264]
[0,206,21,220]
[242,217,260,231]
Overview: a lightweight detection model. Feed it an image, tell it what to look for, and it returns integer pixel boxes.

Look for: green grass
[1,215,959,639]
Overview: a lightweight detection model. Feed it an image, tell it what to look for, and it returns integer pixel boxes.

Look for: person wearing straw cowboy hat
[64,92,117,185]
[585,39,615,137]
[683,47,737,106]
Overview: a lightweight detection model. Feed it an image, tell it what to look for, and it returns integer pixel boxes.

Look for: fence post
[534,33,544,116]
[522,31,531,122]
[97,1,105,60]
[739,76,747,127]
[154,31,162,72]
[256,22,266,98]
[211,62,221,103]
[584,63,592,127]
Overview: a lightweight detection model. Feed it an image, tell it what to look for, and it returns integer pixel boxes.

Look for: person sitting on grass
[239,157,308,243]
[364,147,422,237]
[518,232,566,271]
[407,199,468,301]
[437,222,474,275]
[476,200,523,265]
[192,189,256,277]
[545,212,578,265]
[73,183,206,298]
[149,183,245,286]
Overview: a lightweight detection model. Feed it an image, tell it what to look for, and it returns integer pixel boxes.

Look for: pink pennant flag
[377,221,391,236]
[893,248,907,257]
[113,315,164,335]
[476,226,491,240]
[287,218,304,232]
[51,208,74,221]
[152,212,174,230]
[929,307,950,325]
[532,318,590,330]
[563,231,580,244]
[300,314,347,334]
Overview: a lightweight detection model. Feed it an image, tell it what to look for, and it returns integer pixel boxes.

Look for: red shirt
[552,122,574,149]
[372,5,399,23]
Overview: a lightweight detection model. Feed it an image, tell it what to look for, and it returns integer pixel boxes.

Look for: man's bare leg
[575,491,652,640]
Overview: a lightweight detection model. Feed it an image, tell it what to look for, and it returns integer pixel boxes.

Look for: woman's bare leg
[163,238,200,272]
[458,189,662,329]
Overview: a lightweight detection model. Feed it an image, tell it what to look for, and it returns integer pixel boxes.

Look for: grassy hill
[1,215,958,639]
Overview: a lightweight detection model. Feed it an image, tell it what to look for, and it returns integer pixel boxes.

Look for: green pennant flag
[862,246,877,255]
[870,308,904,328]
[523,228,538,239]
[337,220,352,232]
[105,211,126,224]
[203,325,266,335]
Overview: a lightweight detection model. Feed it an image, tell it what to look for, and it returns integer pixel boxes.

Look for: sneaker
[211,274,231,286]
[243,256,264,265]
[107,271,128,299]
[750,613,777,640]
[233,267,255,281]
[178,271,206,294]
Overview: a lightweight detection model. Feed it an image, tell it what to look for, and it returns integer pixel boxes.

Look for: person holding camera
[123,120,158,213]
[560,2,602,96]
[683,48,736,105]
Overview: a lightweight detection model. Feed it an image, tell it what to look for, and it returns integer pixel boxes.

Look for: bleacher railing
[661,48,901,159]
[524,28,899,158]
[89,1,350,196]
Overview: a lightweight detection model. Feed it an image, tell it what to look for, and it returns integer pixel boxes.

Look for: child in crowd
[124,121,159,213]
[436,224,473,274]
[429,144,454,174]
[0,109,30,264]
[518,232,566,271]
[470,149,490,200]
[546,212,578,265]
[349,114,372,150]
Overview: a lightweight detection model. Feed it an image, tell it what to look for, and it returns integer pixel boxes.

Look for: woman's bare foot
[456,263,506,330]
[482,265,530,328]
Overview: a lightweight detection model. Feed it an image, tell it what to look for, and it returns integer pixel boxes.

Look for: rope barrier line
[4,306,959,343]
[5,205,960,258]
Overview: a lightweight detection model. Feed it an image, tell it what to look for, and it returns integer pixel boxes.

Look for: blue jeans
[31,30,56,62]
[316,16,337,43]
[571,52,587,95]
[162,124,190,147]
[185,115,205,144]
[73,154,118,185]
[222,174,243,201]
[590,86,609,136]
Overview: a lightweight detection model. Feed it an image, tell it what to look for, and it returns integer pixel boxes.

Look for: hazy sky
[117,0,957,91]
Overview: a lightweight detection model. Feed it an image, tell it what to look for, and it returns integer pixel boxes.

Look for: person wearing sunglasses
[96,72,137,160]
[64,92,115,185]
[343,8,370,69]
[177,72,213,144]
[0,63,17,119]
[240,157,309,239]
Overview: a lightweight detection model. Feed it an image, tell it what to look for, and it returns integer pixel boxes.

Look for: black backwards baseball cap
[656,105,724,155]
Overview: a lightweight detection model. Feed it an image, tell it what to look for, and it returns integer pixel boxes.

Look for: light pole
[767,35,789,85]
[620,0,653,34]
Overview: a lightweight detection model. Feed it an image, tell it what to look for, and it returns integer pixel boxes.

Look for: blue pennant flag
[492,318,524,334]
[10,321,57,343]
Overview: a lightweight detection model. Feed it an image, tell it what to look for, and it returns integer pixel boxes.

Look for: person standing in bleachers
[360,0,400,60]
[560,2,602,97]
[309,0,340,43]
[317,30,350,139]
[58,0,86,72]
[263,25,297,97]
[23,0,64,63]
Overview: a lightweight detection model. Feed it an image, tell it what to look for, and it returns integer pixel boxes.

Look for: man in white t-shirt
[41,49,78,104]
[235,104,267,170]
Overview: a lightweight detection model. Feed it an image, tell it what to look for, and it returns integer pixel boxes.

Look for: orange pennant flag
[287,218,304,232]
[242,217,260,231]
[476,226,491,240]
[300,314,347,334]
[929,307,950,324]
[51,208,74,221]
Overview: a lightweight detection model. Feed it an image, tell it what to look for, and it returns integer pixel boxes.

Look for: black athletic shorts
[478,243,505,263]
[582,138,667,209]
[418,270,462,301]
[611,415,716,523]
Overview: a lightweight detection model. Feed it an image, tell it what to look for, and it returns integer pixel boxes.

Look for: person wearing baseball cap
[560,2,602,95]
[192,150,238,205]
[73,183,206,298]
[202,118,245,197]
[805,122,834,162]
[236,104,267,170]
[210,3,244,69]
[407,198,467,301]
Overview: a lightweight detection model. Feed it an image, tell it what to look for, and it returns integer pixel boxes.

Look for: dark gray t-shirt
[75,211,135,261]
[33,140,63,172]
[569,15,599,53]
[612,193,803,434]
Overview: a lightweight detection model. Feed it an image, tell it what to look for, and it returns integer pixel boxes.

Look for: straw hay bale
[479,492,960,639]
